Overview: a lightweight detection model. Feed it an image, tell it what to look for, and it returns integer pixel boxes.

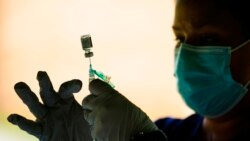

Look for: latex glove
[8,71,92,141]
[82,79,159,141]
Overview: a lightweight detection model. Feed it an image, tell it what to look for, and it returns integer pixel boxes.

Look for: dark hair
[176,0,250,38]
[214,0,250,38]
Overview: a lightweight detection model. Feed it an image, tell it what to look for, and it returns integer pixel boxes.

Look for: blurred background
[0,0,193,140]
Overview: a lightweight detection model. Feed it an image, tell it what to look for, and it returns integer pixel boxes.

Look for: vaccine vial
[81,34,94,58]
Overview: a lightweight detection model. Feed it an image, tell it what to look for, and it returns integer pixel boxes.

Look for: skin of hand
[7,71,92,141]
[82,79,158,141]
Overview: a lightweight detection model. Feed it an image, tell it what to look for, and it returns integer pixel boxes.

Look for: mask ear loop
[231,40,250,52]
[231,40,250,89]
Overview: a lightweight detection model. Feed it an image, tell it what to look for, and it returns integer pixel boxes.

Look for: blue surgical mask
[174,40,250,118]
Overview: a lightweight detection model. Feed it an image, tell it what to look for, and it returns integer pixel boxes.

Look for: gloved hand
[7,71,92,141]
[82,79,160,141]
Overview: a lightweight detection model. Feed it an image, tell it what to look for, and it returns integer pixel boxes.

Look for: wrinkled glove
[7,71,92,141]
[82,79,160,141]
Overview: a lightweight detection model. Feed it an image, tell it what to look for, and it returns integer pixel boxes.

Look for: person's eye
[204,38,217,44]
[200,35,220,45]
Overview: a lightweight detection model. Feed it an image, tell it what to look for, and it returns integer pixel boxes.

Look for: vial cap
[85,52,94,58]
[81,34,93,49]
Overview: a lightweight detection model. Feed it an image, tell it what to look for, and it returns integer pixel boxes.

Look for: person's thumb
[89,79,117,96]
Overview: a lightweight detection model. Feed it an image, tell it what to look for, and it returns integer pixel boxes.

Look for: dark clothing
[155,114,249,141]
[155,114,203,141]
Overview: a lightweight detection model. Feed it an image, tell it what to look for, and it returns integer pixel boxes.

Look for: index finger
[89,79,116,96]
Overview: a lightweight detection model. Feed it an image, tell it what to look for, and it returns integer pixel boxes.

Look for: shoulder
[155,114,203,141]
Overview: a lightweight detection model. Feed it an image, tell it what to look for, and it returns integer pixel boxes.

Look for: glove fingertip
[14,82,27,90]
[60,79,82,92]
[7,114,14,123]
[7,114,19,125]
[36,71,47,81]
[89,79,102,86]
[72,79,83,91]
[89,79,114,96]
[59,79,82,99]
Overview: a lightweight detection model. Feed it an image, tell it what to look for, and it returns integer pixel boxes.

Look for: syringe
[80,34,115,88]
